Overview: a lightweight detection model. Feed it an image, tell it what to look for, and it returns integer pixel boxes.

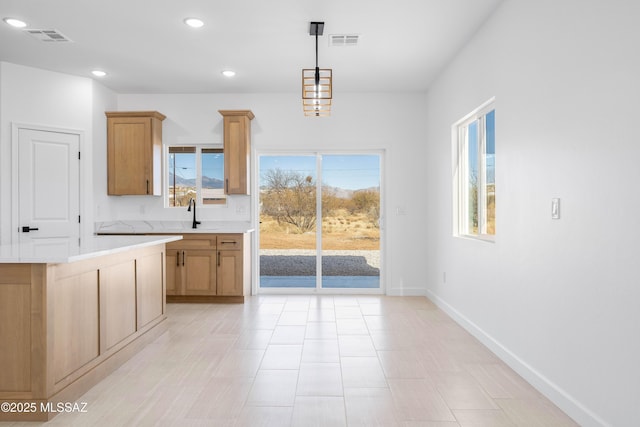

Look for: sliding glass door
[258,152,382,292]
[321,155,380,289]
[259,155,317,288]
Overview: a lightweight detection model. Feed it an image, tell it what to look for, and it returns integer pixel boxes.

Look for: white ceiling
[0,0,503,94]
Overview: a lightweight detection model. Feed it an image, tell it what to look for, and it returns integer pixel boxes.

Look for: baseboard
[425,289,609,427]
[166,295,244,303]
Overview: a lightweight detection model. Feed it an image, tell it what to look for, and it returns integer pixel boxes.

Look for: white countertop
[0,235,182,264]
[95,220,255,235]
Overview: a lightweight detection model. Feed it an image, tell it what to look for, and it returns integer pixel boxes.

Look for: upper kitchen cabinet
[219,110,254,195]
[106,111,166,195]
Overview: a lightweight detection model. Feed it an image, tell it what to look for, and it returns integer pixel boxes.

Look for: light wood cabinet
[184,251,217,295]
[217,249,243,296]
[98,259,137,352]
[219,110,254,195]
[166,235,217,296]
[106,111,166,195]
[165,233,250,302]
[136,250,165,329]
[175,250,218,295]
[0,243,167,422]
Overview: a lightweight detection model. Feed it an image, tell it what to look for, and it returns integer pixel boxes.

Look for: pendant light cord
[315,32,320,86]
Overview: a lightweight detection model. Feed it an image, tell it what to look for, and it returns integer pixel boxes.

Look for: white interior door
[18,128,80,242]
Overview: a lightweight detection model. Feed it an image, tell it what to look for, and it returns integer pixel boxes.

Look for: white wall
[424,1,640,426]
[111,92,429,295]
[0,59,429,296]
[0,62,99,243]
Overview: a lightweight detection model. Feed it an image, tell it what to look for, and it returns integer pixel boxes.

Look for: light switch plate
[551,198,560,219]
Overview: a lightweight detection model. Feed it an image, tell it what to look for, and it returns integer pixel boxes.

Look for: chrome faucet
[187,198,200,229]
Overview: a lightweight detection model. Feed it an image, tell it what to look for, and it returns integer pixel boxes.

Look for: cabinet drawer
[167,235,217,250]
[216,234,242,250]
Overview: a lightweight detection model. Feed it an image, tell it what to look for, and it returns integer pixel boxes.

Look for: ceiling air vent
[329,34,359,47]
[24,29,73,42]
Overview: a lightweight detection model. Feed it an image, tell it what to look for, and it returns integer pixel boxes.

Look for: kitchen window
[453,99,495,240]
[167,146,225,207]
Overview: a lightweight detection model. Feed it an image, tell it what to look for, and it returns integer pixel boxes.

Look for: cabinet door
[106,111,164,196]
[165,249,181,296]
[107,117,151,195]
[217,250,243,296]
[184,250,217,295]
[220,111,253,195]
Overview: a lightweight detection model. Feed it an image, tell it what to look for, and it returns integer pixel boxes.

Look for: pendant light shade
[302,22,332,117]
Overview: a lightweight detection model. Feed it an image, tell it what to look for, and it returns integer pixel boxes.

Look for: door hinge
[78,151,81,160]
[78,215,81,223]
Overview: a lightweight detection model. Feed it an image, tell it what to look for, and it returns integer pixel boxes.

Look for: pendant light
[302,21,332,117]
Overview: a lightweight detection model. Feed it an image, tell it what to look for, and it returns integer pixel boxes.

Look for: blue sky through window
[486,110,495,184]
[170,153,194,180]
[169,152,224,181]
[202,152,224,185]
[466,111,495,185]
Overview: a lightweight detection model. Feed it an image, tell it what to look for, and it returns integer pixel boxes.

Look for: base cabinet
[0,244,167,422]
[217,249,243,296]
[165,233,250,302]
[183,250,217,295]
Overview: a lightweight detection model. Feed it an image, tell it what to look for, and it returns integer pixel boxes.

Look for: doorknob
[22,226,39,232]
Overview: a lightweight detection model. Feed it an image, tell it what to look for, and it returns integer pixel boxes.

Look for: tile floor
[5,295,579,426]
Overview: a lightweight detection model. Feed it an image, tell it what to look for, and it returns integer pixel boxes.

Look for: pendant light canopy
[302,21,332,117]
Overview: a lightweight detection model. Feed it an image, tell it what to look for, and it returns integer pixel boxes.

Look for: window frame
[165,144,226,208]
[452,98,495,242]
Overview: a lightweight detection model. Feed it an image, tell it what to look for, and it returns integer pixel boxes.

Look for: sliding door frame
[253,149,386,295]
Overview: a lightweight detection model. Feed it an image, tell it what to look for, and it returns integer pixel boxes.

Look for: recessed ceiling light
[222,70,236,77]
[184,18,204,28]
[91,70,107,77]
[3,17,27,28]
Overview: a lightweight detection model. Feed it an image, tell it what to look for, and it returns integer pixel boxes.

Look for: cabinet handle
[176,251,180,267]
[220,240,236,245]
[182,251,185,266]
[217,251,221,266]
[146,180,149,194]
[225,179,229,193]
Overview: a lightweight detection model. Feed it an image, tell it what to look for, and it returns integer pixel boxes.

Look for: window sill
[454,234,495,243]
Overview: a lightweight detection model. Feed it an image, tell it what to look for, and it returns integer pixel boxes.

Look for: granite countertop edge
[0,235,183,264]
[95,220,255,235]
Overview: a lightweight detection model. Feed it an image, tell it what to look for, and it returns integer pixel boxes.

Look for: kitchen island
[0,235,181,421]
